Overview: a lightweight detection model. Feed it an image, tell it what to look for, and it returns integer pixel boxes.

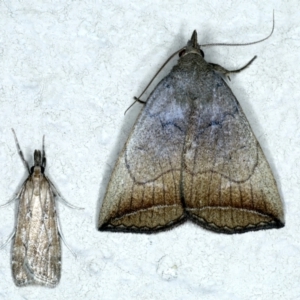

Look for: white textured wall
[0,1,298,299]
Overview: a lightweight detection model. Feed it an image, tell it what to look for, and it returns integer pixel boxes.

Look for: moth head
[32,150,45,174]
[179,30,204,58]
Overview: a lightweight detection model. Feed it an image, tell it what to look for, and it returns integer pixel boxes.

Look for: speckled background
[0,1,298,299]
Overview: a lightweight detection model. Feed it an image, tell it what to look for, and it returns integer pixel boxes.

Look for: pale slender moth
[1,130,81,287]
[98,14,284,234]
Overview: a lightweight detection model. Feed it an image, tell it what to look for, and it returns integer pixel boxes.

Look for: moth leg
[0,230,15,250]
[133,96,146,104]
[42,135,46,169]
[0,195,19,208]
[124,97,146,114]
[0,186,24,208]
[48,178,83,210]
[57,220,77,258]
[11,128,30,174]
[210,56,257,81]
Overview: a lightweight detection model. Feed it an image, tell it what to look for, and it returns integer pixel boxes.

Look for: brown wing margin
[184,145,284,234]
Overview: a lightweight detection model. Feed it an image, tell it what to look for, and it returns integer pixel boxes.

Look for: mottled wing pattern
[183,74,284,233]
[12,176,61,287]
[98,74,191,232]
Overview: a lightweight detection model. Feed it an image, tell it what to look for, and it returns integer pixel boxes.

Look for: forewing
[12,177,61,287]
[98,74,191,232]
[183,74,284,233]
[12,182,31,286]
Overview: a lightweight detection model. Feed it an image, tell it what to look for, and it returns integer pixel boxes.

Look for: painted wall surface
[0,1,297,299]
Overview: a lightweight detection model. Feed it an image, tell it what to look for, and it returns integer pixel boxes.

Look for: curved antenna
[201,11,274,47]
[125,11,274,114]
[125,46,185,114]
[11,128,30,174]
[135,47,185,100]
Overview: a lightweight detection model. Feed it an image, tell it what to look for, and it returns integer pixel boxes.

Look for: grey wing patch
[183,75,284,233]
[98,74,191,232]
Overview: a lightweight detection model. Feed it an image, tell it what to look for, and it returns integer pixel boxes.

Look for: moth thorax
[33,166,43,178]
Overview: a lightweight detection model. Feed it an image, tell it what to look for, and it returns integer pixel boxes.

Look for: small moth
[98,20,284,234]
[1,130,79,287]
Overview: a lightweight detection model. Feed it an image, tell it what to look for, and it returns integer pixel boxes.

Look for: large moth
[98,27,284,234]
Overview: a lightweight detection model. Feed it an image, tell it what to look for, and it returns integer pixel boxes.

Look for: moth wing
[98,74,191,232]
[12,178,61,287]
[183,74,284,233]
[12,183,31,286]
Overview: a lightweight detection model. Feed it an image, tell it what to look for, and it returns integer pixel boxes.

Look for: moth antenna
[57,221,77,258]
[201,10,274,47]
[135,46,185,100]
[0,230,15,250]
[11,128,30,174]
[48,179,84,210]
[0,182,24,208]
[126,11,274,114]
[125,46,185,114]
